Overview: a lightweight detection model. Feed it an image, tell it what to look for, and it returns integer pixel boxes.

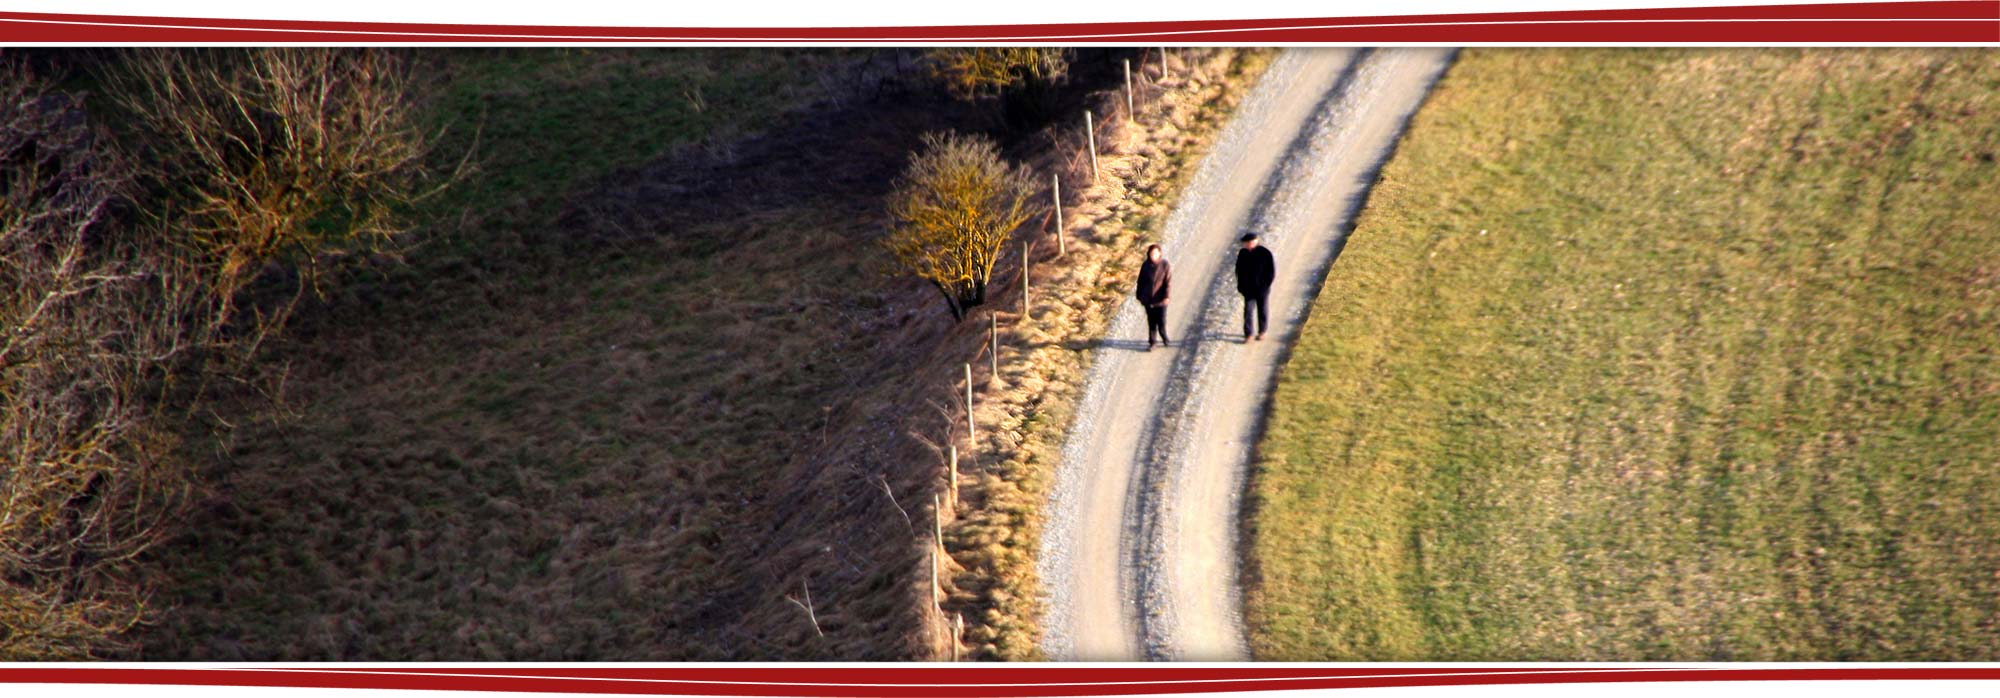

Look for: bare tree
[108,48,444,359]
[0,73,194,659]
[1,47,446,659]
[928,48,1068,101]
[881,133,1038,322]
[929,49,1071,131]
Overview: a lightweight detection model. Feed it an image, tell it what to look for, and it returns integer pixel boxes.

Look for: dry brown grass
[135,49,940,660]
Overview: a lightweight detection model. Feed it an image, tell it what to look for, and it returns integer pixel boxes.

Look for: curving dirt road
[1038,48,1455,661]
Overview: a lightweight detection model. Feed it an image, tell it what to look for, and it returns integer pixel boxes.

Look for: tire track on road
[1039,47,1455,661]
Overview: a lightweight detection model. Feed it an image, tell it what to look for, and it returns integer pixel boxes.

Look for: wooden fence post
[930,546,940,613]
[963,363,975,449]
[1052,173,1064,257]
[1085,111,1099,182]
[948,446,959,511]
[952,613,965,661]
[1124,59,1134,122]
[933,494,944,547]
[1021,241,1030,322]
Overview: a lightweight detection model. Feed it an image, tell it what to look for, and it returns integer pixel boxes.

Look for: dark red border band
[3,666,1999,696]
[0,1,1994,41]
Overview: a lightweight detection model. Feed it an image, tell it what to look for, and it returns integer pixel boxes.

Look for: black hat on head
[1240,233,1259,242]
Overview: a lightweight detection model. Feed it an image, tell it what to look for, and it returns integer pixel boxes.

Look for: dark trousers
[1145,304,1170,344]
[1243,290,1269,337]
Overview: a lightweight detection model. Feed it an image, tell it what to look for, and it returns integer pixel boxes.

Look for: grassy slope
[420,49,856,226]
[139,49,900,660]
[1248,49,2000,660]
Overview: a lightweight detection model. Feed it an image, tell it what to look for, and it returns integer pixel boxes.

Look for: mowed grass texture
[1248,49,2000,660]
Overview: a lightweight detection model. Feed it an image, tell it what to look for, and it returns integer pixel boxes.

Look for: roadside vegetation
[882,132,1040,321]
[929,48,1070,130]
[1248,48,2000,660]
[938,49,1275,658]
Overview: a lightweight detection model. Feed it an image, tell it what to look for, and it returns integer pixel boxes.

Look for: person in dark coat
[1235,233,1276,341]
[1136,244,1172,350]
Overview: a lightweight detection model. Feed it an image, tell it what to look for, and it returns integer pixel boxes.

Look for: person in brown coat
[1136,244,1172,350]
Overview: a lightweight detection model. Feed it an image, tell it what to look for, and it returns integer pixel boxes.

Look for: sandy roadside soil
[1038,47,1455,661]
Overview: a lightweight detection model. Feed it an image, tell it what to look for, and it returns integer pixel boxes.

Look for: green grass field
[1247,49,2000,660]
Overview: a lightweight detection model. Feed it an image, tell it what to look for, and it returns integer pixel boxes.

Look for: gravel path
[1038,47,1455,661]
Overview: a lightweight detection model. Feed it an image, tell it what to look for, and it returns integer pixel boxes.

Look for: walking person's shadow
[1082,338,1155,352]
[1071,328,1237,353]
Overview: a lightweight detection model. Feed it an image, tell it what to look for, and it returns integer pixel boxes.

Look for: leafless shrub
[927,48,1068,101]
[108,48,445,357]
[881,132,1038,322]
[928,49,1071,131]
[0,72,194,659]
[2,47,447,659]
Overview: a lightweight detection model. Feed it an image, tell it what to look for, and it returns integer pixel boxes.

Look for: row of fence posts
[936,49,1180,660]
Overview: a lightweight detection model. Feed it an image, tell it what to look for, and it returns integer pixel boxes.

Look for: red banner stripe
[0,1,1994,41]
[3,667,2000,695]
[1,20,1994,42]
